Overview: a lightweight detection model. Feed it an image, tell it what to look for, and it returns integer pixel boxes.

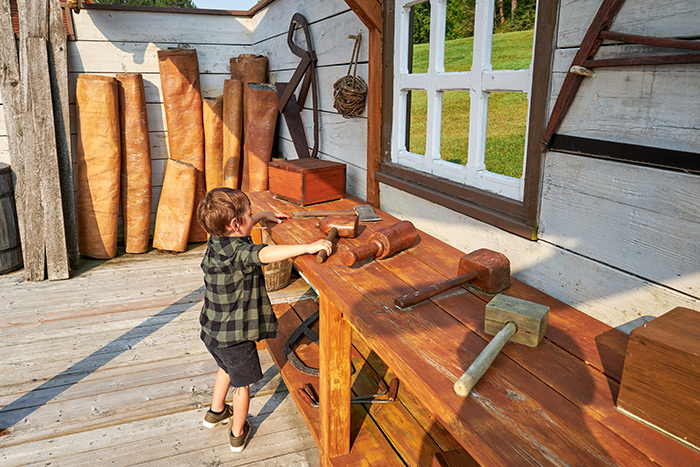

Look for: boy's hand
[306,239,332,256]
[258,210,289,225]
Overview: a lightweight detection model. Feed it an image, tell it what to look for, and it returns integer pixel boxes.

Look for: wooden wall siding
[557,0,700,48]
[539,152,700,297]
[252,0,370,199]
[550,46,700,152]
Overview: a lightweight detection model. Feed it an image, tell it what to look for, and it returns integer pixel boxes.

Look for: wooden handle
[453,321,517,397]
[340,242,380,266]
[293,210,356,217]
[316,227,338,263]
[394,271,478,308]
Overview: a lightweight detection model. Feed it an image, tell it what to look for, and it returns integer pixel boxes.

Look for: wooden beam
[319,292,352,464]
[366,28,382,207]
[49,0,79,270]
[0,0,28,272]
[345,0,382,32]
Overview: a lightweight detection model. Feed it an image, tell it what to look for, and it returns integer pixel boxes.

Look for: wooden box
[268,158,346,206]
[617,307,700,450]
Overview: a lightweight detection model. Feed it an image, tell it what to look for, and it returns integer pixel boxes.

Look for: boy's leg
[230,385,250,437]
[211,368,230,412]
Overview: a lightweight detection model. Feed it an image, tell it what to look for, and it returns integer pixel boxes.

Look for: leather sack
[222,79,243,189]
[230,54,268,86]
[203,96,224,192]
[116,73,152,254]
[75,74,121,259]
[244,83,279,192]
[152,159,196,252]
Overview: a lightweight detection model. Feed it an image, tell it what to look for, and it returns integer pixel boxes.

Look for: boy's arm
[258,240,332,264]
[252,210,289,225]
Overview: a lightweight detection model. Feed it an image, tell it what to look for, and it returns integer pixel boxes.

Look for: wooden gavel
[340,220,417,266]
[315,215,359,263]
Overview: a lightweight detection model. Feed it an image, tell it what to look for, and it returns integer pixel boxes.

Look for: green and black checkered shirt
[200,235,279,348]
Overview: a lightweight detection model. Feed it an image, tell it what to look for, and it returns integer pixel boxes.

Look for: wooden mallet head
[315,215,359,238]
[484,294,549,348]
[458,249,511,294]
[315,215,359,263]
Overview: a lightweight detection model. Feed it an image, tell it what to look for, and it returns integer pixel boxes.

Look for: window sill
[377,162,537,240]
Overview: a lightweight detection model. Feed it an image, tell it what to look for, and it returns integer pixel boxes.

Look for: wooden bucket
[0,163,23,274]
[263,258,292,292]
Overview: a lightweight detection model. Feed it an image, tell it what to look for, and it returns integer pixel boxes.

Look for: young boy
[196,187,331,452]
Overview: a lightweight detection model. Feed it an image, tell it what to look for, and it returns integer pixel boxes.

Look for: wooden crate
[617,307,700,450]
[268,158,345,206]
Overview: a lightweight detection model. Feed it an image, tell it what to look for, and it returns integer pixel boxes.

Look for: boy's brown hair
[197,187,251,237]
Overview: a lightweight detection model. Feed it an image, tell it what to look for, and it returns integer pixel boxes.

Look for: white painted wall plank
[251,0,351,45]
[71,8,252,44]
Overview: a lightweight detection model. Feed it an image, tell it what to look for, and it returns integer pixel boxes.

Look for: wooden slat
[366,27,382,207]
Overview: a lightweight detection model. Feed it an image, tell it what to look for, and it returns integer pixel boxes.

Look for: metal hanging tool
[276,13,320,159]
[296,377,399,409]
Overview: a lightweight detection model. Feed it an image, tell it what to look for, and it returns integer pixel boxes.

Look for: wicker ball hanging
[333,34,367,119]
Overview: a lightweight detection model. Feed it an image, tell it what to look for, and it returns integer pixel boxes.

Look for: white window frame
[391,0,534,201]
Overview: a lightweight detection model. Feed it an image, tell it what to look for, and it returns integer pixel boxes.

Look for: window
[379,0,558,238]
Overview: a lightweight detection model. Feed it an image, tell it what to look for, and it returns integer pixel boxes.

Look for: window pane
[409,2,430,74]
[444,0,474,72]
[407,90,428,155]
[440,90,470,165]
[484,92,527,178]
[492,0,536,71]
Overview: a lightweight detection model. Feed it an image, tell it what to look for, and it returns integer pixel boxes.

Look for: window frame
[377,0,559,239]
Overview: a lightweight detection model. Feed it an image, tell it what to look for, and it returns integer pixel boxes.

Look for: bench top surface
[250,191,698,466]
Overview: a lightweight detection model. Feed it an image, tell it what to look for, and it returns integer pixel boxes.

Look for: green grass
[408,30,533,178]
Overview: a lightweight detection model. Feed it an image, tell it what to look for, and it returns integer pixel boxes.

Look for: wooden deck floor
[0,244,320,466]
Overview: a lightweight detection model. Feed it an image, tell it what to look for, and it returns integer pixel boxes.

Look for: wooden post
[0,0,27,272]
[48,0,79,270]
[319,292,352,464]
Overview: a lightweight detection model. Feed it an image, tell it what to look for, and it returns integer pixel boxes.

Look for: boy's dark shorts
[205,340,263,388]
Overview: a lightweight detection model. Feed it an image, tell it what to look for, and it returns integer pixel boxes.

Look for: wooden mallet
[340,220,417,267]
[454,294,549,397]
[395,249,510,309]
[315,215,359,263]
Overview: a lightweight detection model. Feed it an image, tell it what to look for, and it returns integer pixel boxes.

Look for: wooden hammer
[340,220,417,266]
[454,294,549,397]
[315,215,359,263]
[395,249,510,309]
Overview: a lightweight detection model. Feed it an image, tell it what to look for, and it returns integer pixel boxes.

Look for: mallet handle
[316,227,338,263]
[294,210,356,217]
[395,271,478,309]
[454,321,518,397]
[341,242,380,266]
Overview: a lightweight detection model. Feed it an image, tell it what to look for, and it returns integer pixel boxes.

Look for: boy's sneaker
[229,420,251,452]
[202,404,233,428]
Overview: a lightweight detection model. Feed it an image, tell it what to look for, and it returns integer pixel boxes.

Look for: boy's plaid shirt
[200,235,279,348]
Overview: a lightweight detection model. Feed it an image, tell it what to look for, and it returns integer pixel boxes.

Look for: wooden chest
[617,307,700,450]
[268,158,346,206]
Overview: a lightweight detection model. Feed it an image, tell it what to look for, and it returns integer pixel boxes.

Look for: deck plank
[1,244,319,466]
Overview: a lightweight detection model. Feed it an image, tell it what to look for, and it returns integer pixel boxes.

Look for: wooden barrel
[0,163,23,274]
[263,258,292,292]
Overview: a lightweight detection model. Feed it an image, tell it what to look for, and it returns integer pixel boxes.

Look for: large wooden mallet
[454,294,549,397]
[315,215,359,263]
[340,220,417,266]
[395,249,510,309]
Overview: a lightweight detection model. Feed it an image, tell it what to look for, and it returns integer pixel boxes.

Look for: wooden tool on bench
[315,215,359,263]
[395,249,510,309]
[340,220,417,266]
[293,204,382,222]
[454,294,549,397]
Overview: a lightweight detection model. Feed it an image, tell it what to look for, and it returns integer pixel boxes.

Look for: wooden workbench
[250,191,699,466]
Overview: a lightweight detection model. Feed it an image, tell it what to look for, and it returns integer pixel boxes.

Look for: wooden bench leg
[319,292,352,465]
